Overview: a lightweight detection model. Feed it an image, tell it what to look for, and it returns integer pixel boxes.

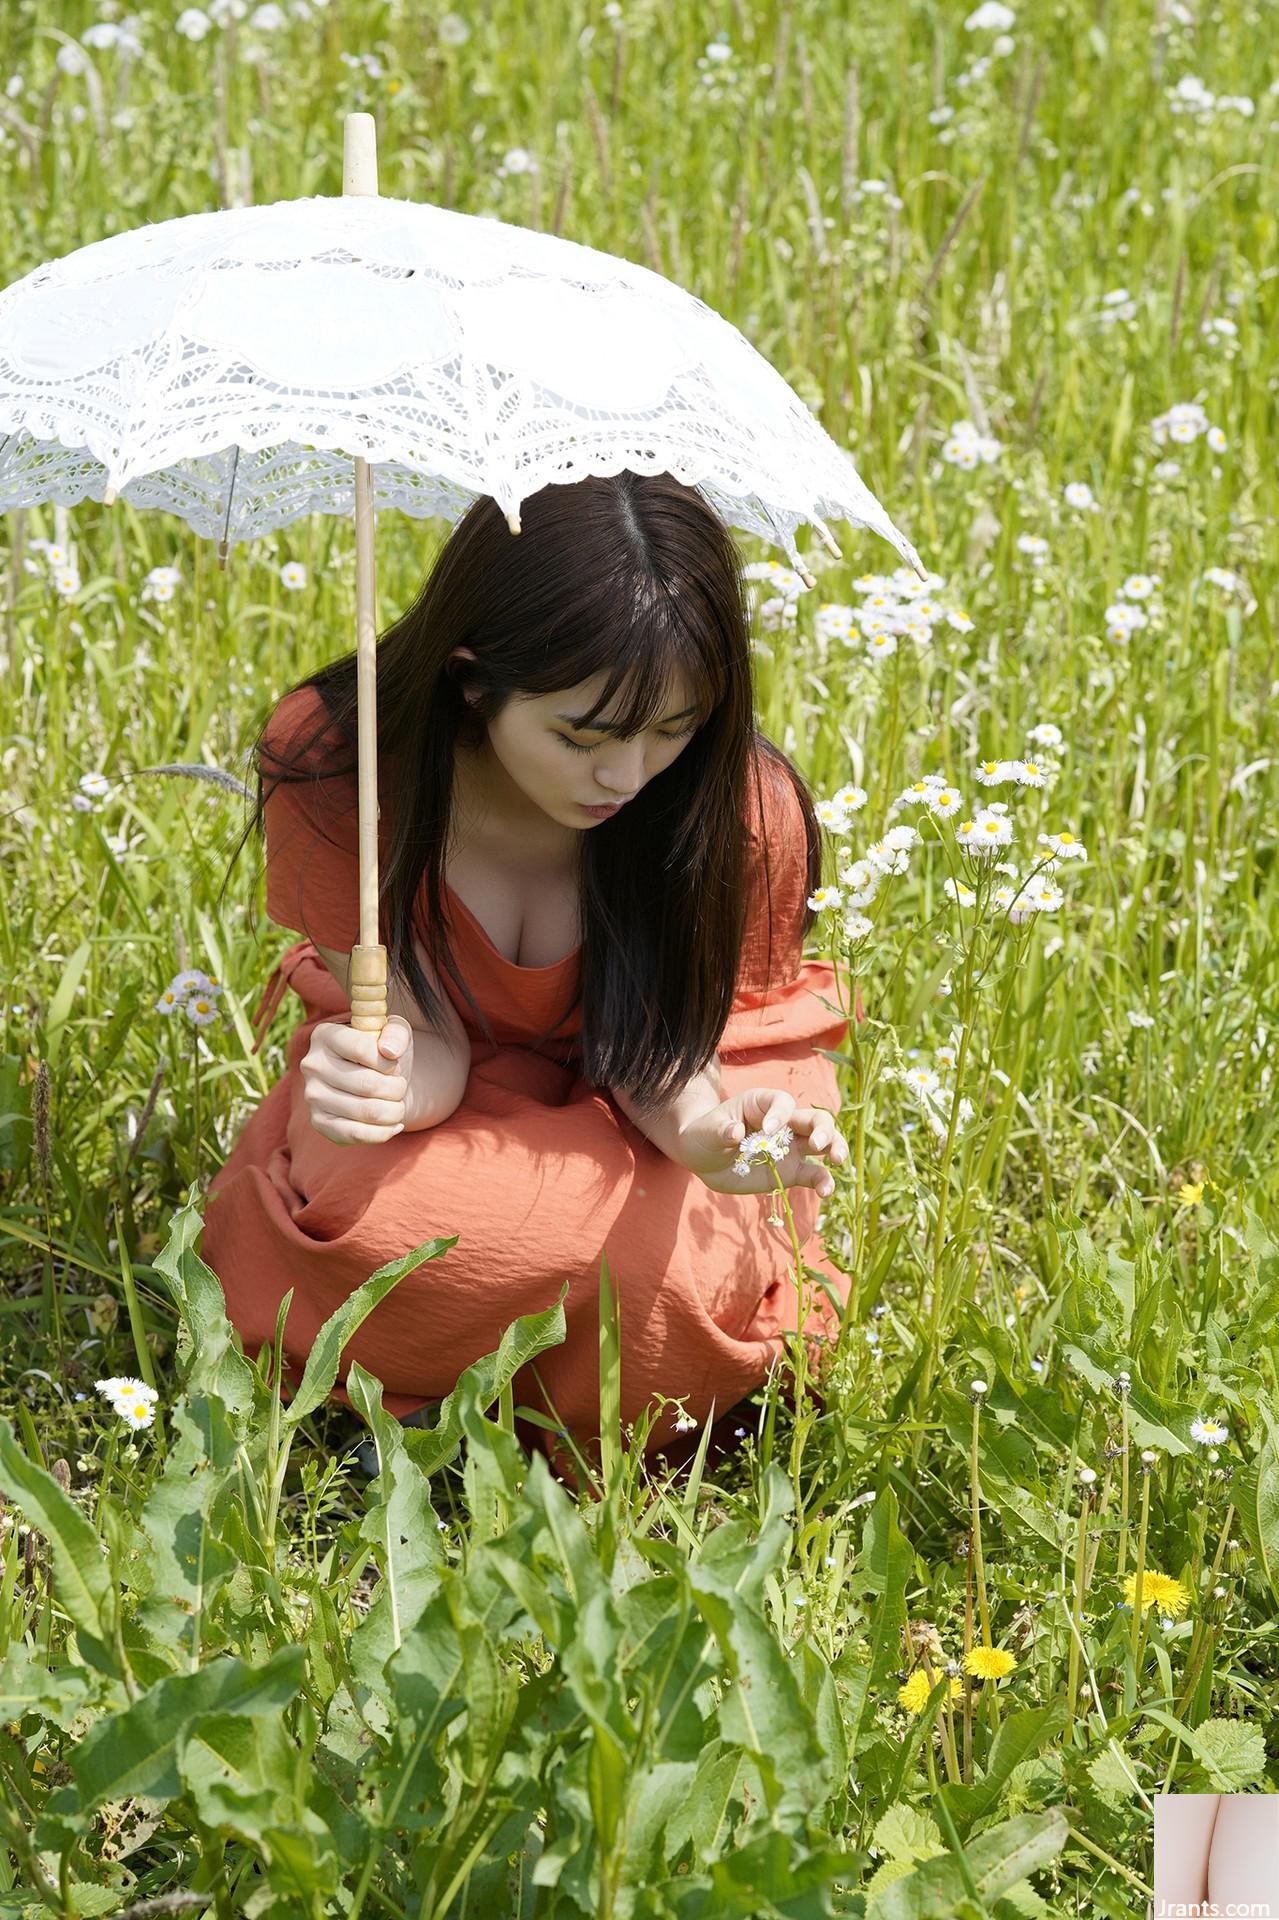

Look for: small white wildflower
[1127,1009,1155,1029]
[973,758,1014,786]
[831,783,868,815]
[1063,481,1098,511]
[843,912,874,942]
[1037,830,1087,861]
[865,838,911,876]
[898,775,949,805]
[1026,722,1064,749]
[279,560,308,591]
[943,876,977,906]
[731,1122,795,1179]
[901,1065,941,1098]
[1190,1414,1229,1447]
[925,786,964,818]
[965,0,1015,27]
[957,809,1013,854]
[808,885,844,913]
[175,8,213,37]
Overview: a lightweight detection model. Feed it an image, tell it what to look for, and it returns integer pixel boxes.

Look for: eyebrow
[554,703,700,732]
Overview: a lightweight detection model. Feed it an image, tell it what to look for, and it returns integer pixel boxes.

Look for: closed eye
[556,724,698,755]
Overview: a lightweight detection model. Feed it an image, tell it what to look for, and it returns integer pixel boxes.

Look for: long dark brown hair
[218,471,823,1117]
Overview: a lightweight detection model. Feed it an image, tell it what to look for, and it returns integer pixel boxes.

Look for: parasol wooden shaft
[343,111,388,1033]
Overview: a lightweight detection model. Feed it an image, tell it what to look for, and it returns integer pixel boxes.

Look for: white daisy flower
[1016,532,1049,560]
[865,838,911,876]
[925,786,964,818]
[79,771,112,800]
[899,775,948,805]
[742,559,805,599]
[843,911,874,942]
[957,809,1013,854]
[183,993,222,1028]
[836,856,879,907]
[884,824,920,852]
[1121,573,1158,599]
[808,886,844,913]
[866,632,898,660]
[831,783,868,814]
[279,560,308,590]
[1037,830,1087,861]
[944,876,977,906]
[1026,722,1063,748]
[945,607,975,632]
[901,1065,941,1098]
[1063,481,1098,511]
[176,8,214,36]
[731,1122,795,1178]
[1206,426,1228,452]
[1127,1009,1155,1029]
[1105,601,1147,632]
[965,2,1015,31]
[974,758,1014,785]
[1202,567,1242,593]
[1190,1414,1228,1446]
[1009,760,1047,788]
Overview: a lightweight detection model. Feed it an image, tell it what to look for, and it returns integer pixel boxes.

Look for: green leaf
[69,1645,307,1810]
[0,1418,116,1661]
[402,1281,569,1477]
[941,1703,1069,1834]
[868,1808,1069,1920]
[1141,1709,1268,1788]
[41,937,93,1076]
[283,1231,460,1429]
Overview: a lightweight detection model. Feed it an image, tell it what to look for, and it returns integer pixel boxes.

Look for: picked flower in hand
[676,1087,848,1197]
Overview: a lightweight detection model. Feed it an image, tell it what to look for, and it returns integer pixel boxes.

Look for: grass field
[2,0,1278,1913]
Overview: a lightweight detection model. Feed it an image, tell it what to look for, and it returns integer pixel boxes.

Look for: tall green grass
[2,0,1278,1911]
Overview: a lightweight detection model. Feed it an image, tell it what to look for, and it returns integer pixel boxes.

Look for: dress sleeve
[262,688,363,952]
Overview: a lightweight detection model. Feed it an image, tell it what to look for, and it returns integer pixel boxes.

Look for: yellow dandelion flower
[897,1668,963,1714]
[1123,1569,1190,1617]
[1177,1181,1205,1207]
[963,1645,1017,1681]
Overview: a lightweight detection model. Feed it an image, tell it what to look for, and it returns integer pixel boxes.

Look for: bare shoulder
[311,940,470,1050]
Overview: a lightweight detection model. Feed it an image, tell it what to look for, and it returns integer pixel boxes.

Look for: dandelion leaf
[867,1807,1068,1920]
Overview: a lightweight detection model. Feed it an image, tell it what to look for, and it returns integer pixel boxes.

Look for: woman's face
[450,651,703,838]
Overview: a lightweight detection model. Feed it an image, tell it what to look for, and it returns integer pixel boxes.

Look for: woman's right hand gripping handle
[300,1015,417,1146]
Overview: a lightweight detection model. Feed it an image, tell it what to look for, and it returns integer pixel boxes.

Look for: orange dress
[202,686,858,1485]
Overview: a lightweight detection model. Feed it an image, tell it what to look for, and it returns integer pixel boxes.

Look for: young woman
[204,471,859,1490]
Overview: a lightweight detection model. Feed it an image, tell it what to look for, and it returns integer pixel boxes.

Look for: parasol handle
[344,110,388,1033]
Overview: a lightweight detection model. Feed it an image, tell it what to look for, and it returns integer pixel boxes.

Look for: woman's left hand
[676,1087,849,1197]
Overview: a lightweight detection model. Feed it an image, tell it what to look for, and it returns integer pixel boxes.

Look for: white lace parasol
[0,182,922,585]
[0,114,923,1034]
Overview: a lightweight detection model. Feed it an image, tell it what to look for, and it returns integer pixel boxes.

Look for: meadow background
[1,0,1278,1912]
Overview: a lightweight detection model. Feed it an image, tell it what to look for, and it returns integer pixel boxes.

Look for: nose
[594,741,647,800]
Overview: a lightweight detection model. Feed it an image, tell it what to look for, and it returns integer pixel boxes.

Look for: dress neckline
[443,881,581,974]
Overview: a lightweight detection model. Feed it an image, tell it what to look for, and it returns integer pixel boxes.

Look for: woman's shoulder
[262,683,349,769]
